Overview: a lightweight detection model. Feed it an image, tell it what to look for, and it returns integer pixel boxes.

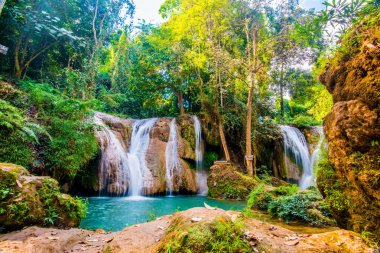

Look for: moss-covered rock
[0,163,87,231]
[207,163,258,200]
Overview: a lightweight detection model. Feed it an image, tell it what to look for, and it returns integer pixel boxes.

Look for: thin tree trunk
[218,112,230,161]
[214,57,230,161]
[280,68,285,122]
[280,84,284,122]
[175,90,185,115]
[246,81,254,176]
[245,20,258,177]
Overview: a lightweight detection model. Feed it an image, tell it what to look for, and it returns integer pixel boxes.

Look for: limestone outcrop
[318,15,380,241]
[0,163,86,231]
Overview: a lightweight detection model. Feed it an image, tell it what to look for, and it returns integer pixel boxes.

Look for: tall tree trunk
[245,20,258,177]
[175,90,185,115]
[214,56,230,161]
[246,79,254,176]
[217,111,230,161]
[280,83,284,122]
[280,68,285,122]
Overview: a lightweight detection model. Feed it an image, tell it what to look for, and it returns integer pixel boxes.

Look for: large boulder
[318,15,380,242]
[0,163,86,231]
[207,163,257,200]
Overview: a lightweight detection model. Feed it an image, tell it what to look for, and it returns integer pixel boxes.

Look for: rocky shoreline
[0,207,375,253]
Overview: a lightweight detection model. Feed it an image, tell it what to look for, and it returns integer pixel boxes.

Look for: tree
[0,0,5,15]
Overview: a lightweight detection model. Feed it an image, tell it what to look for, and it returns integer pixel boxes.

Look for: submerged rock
[319,15,380,242]
[0,207,374,253]
[0,163,86,231]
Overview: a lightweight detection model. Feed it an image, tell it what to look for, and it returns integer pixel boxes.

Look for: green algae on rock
[0,163,87,231]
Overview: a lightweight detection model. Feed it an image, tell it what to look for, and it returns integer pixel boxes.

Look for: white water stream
[165,118,182,195]
[127,118,157,196]
[96,115,156,196]
[193,116,208,195]
[280,125,324,189]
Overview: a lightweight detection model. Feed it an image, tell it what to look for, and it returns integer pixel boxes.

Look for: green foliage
[289,115,321,127]
[267,190,332,226]
[203,151,219,169]
[159,217,252,253]
[247,184,273,210]
[147,210,157,222]
[247,184,334,226]
[316,150,350,213]
[0,80,98,183]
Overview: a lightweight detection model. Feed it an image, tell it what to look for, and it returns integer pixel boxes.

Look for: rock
[0,163,86,231]
[191,217,202,222]
[319,15,380,242]
[207,163,257,200]
[0,208,375,253]
[95,113,200,195]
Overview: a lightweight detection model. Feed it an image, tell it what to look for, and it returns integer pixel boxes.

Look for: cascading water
[280,125,314,189]
[95,114,156,196]
[95,115,130,196]
[304,126,325,188]
[165,119,182,195]
[127,118,157,196]
[193,116,208,195]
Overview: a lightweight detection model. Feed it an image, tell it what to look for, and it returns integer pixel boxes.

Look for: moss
[316,150,350,226]
[0,163,87,231]
[157,216,252,253]
[207,164,257,200]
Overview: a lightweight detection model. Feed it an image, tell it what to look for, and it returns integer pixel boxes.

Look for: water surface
[80,195,246,231]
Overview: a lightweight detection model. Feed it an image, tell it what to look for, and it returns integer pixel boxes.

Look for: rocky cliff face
[318,15,380,241]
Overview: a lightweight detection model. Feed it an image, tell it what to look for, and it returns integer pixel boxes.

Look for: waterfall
[280,125,311,189]
[95,114,156,196]
[165,118,182,195]
[127,118,157,196]
[95,116,130,196]
[304,126,325,188]
[193,116,208,195]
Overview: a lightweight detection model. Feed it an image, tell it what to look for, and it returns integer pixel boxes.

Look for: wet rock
[95,113,199,195]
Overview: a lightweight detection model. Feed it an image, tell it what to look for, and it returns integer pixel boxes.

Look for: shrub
[247,184,335,226]
[0,80,99,183]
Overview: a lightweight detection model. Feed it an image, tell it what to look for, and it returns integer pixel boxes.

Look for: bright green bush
[289,115,321,127]
[267,190,330,225]
[247,184,334,226]
[0,80,98,184]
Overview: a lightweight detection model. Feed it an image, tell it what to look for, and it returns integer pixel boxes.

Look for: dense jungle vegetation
[0,0,378,199]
